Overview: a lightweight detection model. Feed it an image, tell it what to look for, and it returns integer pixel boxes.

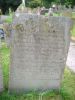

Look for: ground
[66,41,75,72]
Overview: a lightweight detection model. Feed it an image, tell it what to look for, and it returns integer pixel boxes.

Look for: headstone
[61,8,72,18]
[40,9,49,15]
[57,5,65,14]
[32,8,37,14]
[48,8,53,16]
[9,14,72,93]
[24,8,28,13]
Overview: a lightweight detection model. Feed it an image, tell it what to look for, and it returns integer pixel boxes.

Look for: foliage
[61,68,75,100]
[26,0,55,8]
[0,0,75,14]
[0,0,22,14]
[26,0,75,8]
[26,0,42,8]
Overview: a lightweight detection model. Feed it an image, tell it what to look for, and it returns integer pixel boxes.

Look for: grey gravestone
[40,9,49,15]
[9,14,72,93]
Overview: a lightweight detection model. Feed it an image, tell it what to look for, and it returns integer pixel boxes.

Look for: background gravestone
[9,14,72,93]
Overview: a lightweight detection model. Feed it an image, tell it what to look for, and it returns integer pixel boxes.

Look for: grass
[0,42,10,89]
[61,69,75,100]
[0,42,75,100]
[72,12,75,19]
[71,12,75,37]
[4,16,12,23]
[71,24,75,37]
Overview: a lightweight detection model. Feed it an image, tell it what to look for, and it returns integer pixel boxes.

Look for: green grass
[71,12,75,37]
[72,12,75,19]
[0,42,10,89]
[3,14,13,23]
[4,16,12,23]
[0,42,75,100]
[71,24,75,37]
[61,69,75,100]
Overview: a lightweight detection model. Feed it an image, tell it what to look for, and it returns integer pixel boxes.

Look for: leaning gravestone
[9,14,72,93]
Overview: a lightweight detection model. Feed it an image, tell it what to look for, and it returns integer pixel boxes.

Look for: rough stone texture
[62,9,72,18]
[9,14,72,93]
[3,23,12,47]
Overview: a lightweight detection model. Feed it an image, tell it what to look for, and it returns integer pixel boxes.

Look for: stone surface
[62,9,72,18]
[9,14,71,93]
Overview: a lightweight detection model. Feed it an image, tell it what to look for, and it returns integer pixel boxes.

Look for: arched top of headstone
[11,14,72,35]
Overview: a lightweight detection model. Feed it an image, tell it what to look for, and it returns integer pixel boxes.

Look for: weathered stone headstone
[32,8,37,14]
[40,9,49,15]
[61,9,72,18]
[9,14,72,93]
